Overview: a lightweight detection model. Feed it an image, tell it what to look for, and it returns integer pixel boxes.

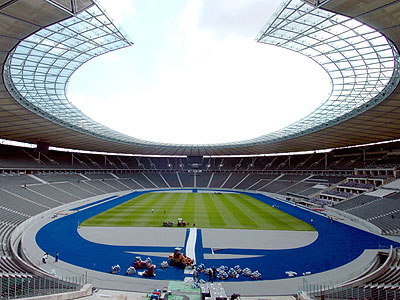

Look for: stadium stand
[2,145,400,297]
[35,173,83,183]
[221,173,248,188]
[320,190,354,200]
[102,179,129,191]
[0,181,84,298]
[306,175,346,184]
[294,188,320,197]
[84,173,115,180]
[339,181,375,190]
[1,0,400,296]
[259,179,293,193]
[178,172,194,188]
[209,173,230,188]
[333,194,400,235]
[116,177,144,190]
[27,184,80,204]
[282,182,316,194]
[74,180,105,195]
[121,173,155,188]
[144,173,169,188]
[161,173,181,188]
[307,248,400,300]
[234,173,266,190]
[51,182,95,199]
[195,172,212,188]
[248,179,272,191]
[334,195,379,212]
[80,180,119,194]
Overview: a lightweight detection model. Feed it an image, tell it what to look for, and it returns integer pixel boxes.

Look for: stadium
[1,0,400,299]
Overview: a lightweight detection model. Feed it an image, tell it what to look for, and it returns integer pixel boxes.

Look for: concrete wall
[327,207,382,235]
[18,284,93,300]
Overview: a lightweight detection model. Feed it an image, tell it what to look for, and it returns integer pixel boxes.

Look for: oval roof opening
[68,0,331,145]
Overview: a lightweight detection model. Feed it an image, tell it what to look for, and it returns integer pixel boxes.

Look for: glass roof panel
[2,0,400,150]
[253,0,400,143]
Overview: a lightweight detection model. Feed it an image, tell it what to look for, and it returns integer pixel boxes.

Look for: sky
[67,0,331,145]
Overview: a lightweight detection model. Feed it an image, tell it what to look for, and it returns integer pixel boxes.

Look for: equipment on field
[234,265,242,273]
[231,293,241,300]
[169,247,193,269]
[197,263,206,272]
[251,270,261,280]
[217,270,228,280]
[126,266,136,275]
[217,265,228,273]
[228,268,240,278]
[169,247,184,268]
[145,257,152,267]
[134,256,147,269]
[110,264,120,274]
[143,264,156,277]
[177,218,187,227]
[242,268,252,277]
[285,270,297,277]
[150,289,162,300]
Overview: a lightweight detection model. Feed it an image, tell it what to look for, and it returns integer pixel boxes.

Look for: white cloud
[69,0,331,145]
[97,0,136,25]
[197,0,282,38]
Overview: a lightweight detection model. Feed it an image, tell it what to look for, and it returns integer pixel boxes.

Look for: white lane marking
[185,228,197,263]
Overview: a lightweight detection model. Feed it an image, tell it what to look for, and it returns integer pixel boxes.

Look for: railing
[0,274,86,300]
[304,286,400,300]
[300,250,386,297]
[5,193,101,300]
[326,207,382,235]
[301,248,398,300]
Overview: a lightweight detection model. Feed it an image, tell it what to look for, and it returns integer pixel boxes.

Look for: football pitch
[81,192,315,231]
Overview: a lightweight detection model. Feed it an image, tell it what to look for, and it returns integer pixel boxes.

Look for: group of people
[151,209,167,214]
[192,265,217,283]
[194,268,239,299]
[42,252,59,264]
[208,266,217,282]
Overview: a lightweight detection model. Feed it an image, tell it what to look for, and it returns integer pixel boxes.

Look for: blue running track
[36,190,399,282]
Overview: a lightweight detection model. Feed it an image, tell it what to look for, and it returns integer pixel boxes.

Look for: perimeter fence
[303,285,400,300]
[1,274,87,300]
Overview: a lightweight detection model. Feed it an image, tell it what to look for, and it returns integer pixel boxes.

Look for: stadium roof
[0,0,400,156]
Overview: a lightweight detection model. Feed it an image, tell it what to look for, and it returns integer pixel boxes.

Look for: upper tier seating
[178,173,194,188]
[160,173,181,188]
[334,194,379,211]
[195,172,212,188]
[310,249,400,300]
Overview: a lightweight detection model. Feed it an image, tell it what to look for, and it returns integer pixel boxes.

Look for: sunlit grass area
[82,192,314,231]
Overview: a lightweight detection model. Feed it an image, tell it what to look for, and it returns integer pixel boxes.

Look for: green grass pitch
[81,192,315,231]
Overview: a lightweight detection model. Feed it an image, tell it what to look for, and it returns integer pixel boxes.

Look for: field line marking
[185,228,197,263]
